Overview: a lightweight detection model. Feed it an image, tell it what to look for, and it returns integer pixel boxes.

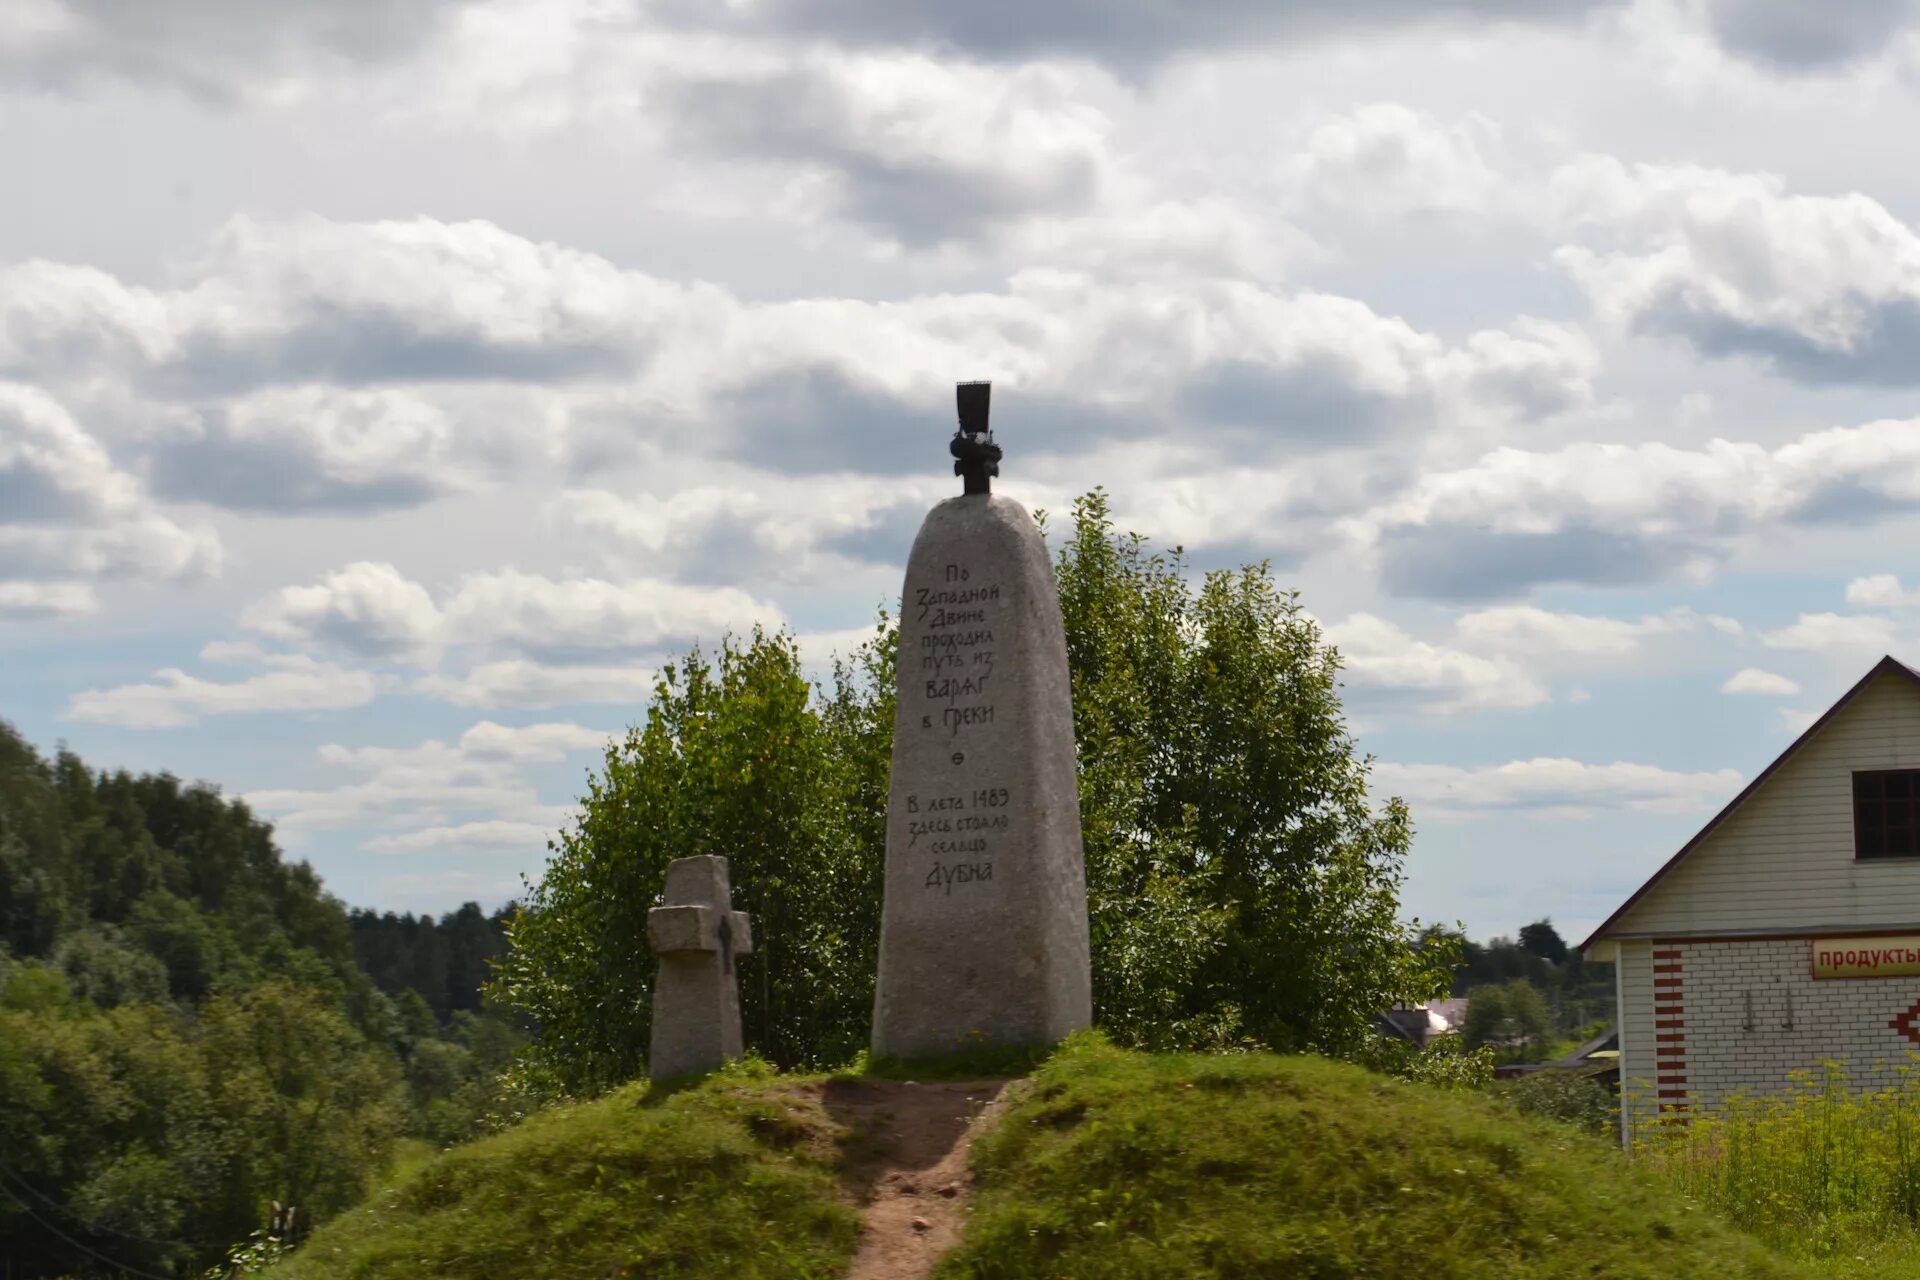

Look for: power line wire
[0,1170,178,1280]
[0,1159,201,1251]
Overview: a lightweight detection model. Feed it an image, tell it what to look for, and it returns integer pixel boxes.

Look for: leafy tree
[1463,978,1553,1055]
[1054,489,1452,1053]
[1518,919,1570,966]
[1462,983,1510,1048]
[52,924,171,1008]
[198,980,406,1233]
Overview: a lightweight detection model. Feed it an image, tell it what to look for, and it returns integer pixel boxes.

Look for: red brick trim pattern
[1652,943,1687,1125]
[1891,1000,1920,1045]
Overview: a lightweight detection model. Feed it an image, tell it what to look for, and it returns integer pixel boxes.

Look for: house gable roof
[1579,654,1920,954]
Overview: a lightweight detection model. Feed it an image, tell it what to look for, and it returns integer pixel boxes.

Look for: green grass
[1637,1060,1920,1279]
[267,1058,858,1280]
[936,1032,1820,1280]
[266,1036,1910,1280]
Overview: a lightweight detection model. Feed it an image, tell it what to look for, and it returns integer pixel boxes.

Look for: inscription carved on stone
[647,854,754,1084]
[871,494,1092,1060]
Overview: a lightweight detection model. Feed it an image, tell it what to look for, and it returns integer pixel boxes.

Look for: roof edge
[1579,655,1920,955]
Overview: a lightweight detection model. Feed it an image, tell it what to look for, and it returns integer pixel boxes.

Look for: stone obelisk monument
[870,382,1092,1061]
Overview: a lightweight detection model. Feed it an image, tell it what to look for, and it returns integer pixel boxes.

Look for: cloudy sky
[9,0,1920,943]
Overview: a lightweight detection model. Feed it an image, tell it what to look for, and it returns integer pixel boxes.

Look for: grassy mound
[270,1061,857,1280]
[270,1035,1838,1280]
[937,1034,1818,1280]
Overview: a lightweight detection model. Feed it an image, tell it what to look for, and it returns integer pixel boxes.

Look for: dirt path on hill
[821,1078,1015,1280]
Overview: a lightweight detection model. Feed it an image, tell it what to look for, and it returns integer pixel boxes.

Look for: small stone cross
[646,854,753,1084]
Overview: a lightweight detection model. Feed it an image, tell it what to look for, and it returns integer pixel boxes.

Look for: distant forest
[348,902,512,1023]
[0,719,523,1279]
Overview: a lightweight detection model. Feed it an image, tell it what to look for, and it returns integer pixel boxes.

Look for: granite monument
[870,383,1093,1060]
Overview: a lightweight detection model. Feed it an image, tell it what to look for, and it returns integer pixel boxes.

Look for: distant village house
[1583,655,1920,1146]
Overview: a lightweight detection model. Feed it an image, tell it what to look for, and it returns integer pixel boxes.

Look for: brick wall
[1626,938,1920,1122]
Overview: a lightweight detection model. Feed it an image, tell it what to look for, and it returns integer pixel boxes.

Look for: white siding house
[1583,656,1920,1147]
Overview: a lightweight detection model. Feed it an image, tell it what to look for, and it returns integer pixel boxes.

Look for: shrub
[1502,1068,1614,1136]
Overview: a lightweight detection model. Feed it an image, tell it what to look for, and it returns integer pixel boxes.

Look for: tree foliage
[1518,919,1571,966]
[350,902,511,1022]
[498,488,1453,1089]
[1463,978,1554,1055]
[1055,489,1452,1053]
[0,720,524,1278]
[489,627,894,1092]
[1442,918,1613,1036]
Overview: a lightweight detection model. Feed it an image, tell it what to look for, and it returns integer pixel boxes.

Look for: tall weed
[1639,1059,1920,1264]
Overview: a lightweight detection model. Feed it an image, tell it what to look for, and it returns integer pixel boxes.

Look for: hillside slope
[268,1037,1822,1280]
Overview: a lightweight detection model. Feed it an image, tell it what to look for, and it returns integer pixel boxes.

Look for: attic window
[1854,770,1920,860]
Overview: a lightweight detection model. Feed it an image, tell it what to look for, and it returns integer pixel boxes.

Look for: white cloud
[246,720,603,847]
[433,718,607,762]
[1352,416,1920,598]
[793,624,892,671]
[1324,613,1549,717]
[1846,573,1920,608]
[364,819,560,852]
[636,0,1615,70]
[0,215,711,398]
[239,562,781,669]
[1374,756,1743,820]
[0,381,219,584]
[553,477,942,582]
[4,215,1593,501]
[1722,666,1801,696]
[659,48,1115,246]
[1552,157,1920,384]
[413,660,658,709]
[1778,705,1823,734]
[0,580,98,619]
[1315,605,1743,722]
[1283,103,1507,221]
[152,385,477,512]
[442,569,782,661]
[1760,611,1901,660]
[242,561,444,663]
[1453,604,1741,667]
[64,655,383,728]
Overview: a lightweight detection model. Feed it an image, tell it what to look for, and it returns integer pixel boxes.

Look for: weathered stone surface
[664,855,734,911]
[648,854,753,1084]
[648,904,754,955]
[871,493,1092,1060]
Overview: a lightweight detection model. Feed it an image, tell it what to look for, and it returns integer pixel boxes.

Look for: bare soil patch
[820,1078,1014,1280]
